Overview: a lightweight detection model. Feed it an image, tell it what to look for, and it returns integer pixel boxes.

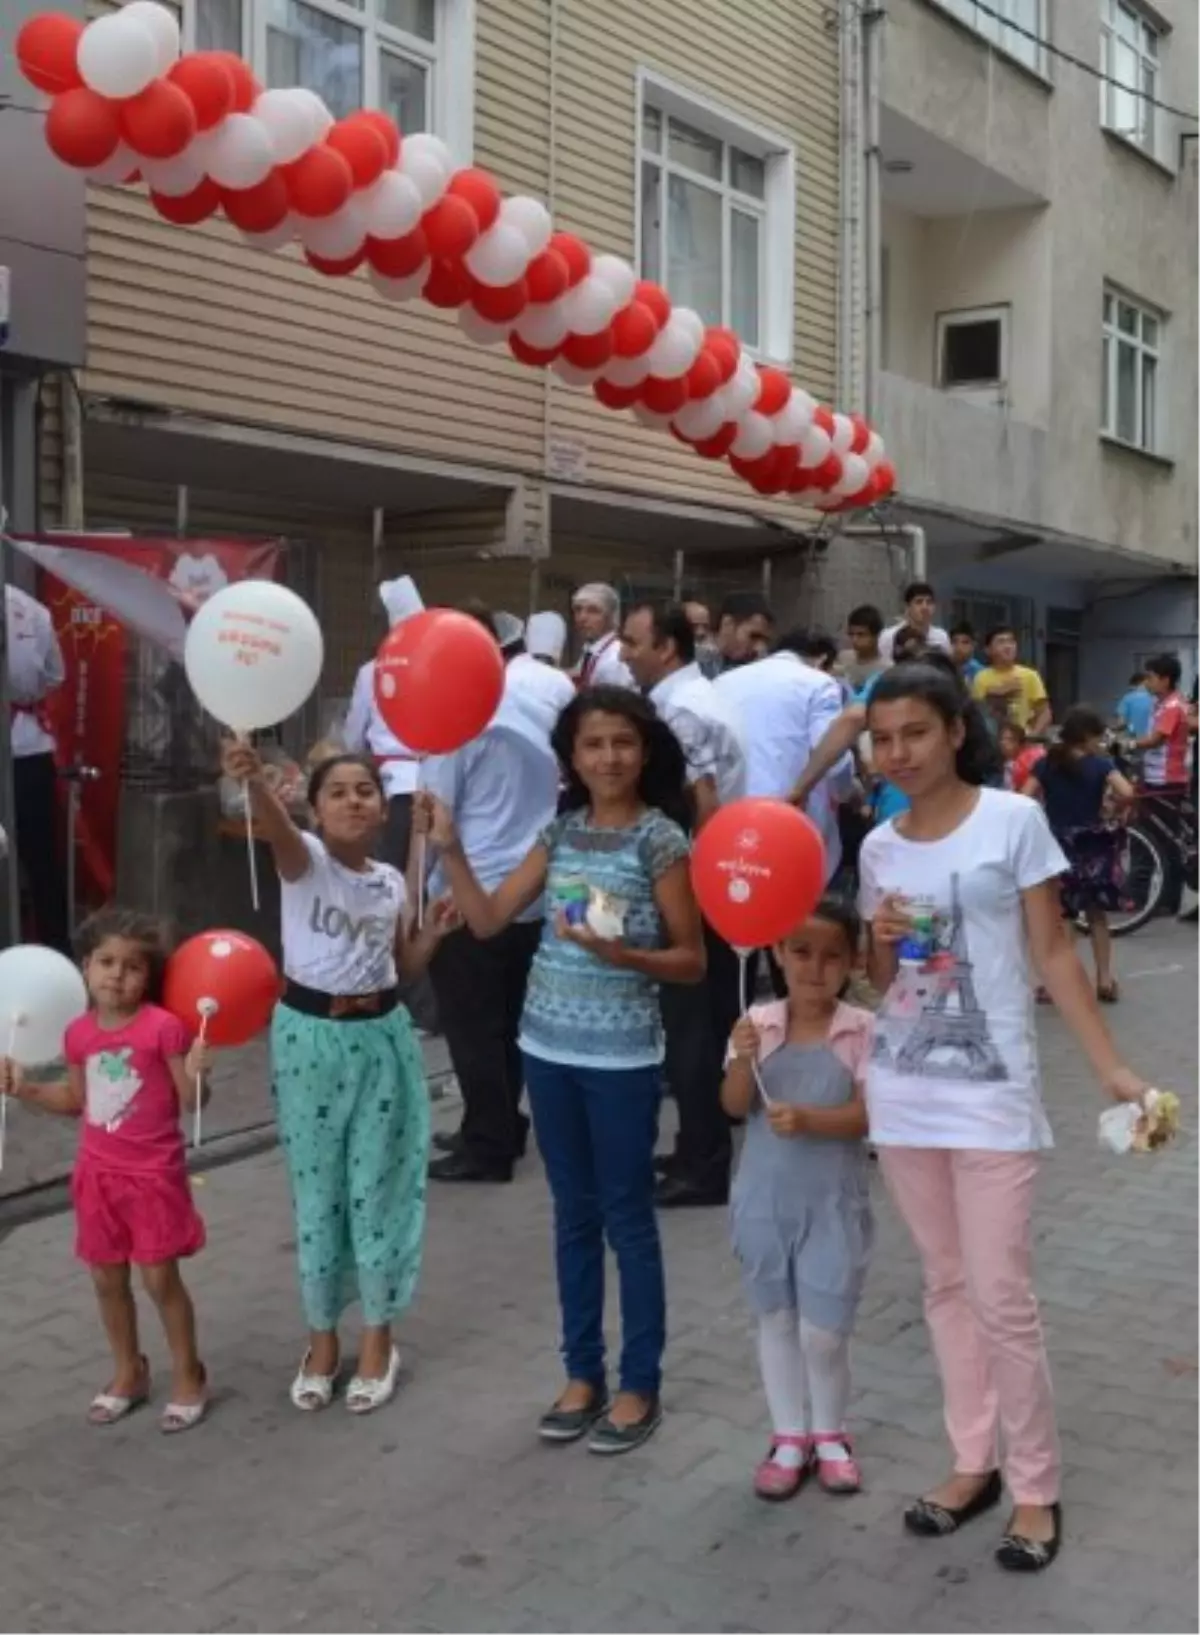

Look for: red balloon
[634,280,671,329]
[611,301,657,359]
[548,231,590,287]
[850,413,871,455]
[691,798,826,949]
[208,51,259,113]
[120,80,197,160]
[16,13,84,95]
[46,88,121,169]
[367,227,428,278]
[753,366,791,417]
[641,374,690,415]
[423,258,473,308]
[447,168,502,232]
[685,347,723,400]
[221,170,289,232]
[285,145,353,217]
[872,458,897,498]
[327,116,389,188]
[152,179,222,224]
[471,276,528,323]
[562,328,613,370]
[812,404,836,436]
[525,248,569,304]
[164,930,279,1048]
[593,377,642,410]
[811,453,843,491]
[693,423,739,459]
[704,329,740,383]
[421,194,480,259]
[356,109,400,167]
[374,609,505,754]
[306,248,366,276]
[509,333,559,367]
[169,54,236,130]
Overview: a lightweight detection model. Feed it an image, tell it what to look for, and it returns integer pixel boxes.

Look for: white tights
[757,1307,851,1460]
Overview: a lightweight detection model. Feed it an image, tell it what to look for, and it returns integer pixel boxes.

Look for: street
[0,921,1195,1635]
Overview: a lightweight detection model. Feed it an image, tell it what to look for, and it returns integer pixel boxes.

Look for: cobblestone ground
[0,923,1195,1634]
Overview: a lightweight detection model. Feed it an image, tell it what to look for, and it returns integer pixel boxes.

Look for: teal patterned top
[518,807,691,1070]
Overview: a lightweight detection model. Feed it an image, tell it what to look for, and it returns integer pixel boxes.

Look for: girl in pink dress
[0,909,209,1432]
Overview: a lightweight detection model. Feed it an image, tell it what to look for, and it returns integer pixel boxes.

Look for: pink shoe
[813,1433,861,1495]
[753,1434,812,1502]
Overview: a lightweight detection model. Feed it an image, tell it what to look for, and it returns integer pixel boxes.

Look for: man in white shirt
[7,584,68,951]
[505,613,575,739]
[423,608,560,1183]
[571,583,635,688]
[879,581,952,663]
[622,599,749,1208]
[342,574,437,1029]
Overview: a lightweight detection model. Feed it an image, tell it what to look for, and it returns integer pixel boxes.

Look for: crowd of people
[2,567,1190,1582]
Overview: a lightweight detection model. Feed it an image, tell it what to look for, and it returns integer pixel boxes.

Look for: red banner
[28,537,282,908]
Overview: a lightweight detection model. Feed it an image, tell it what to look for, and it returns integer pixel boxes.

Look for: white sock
[799,1314,851,1459]
[757,1309,808,1466]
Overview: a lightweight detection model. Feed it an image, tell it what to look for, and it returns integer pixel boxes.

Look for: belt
[282,979,400,1021]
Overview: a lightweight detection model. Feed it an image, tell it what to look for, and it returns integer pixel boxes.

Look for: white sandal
[88,1359,150,1426]
[290,1351,337,1412]
[345,1346,402,1415]
[160,1367,209,1436]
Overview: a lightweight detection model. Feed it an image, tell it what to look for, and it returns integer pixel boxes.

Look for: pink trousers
[880,1147,1060,1506]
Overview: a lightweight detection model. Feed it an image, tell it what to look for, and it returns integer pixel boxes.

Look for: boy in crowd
[971,624,1052,734]
[838,604,888,693]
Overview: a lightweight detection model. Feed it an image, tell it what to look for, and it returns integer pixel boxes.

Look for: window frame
[934,303,1010,394]
[925,0,1049,80]
[1101,284,1165,455]
[181,0,475,162]
[1099,0,1162,159]
[634,68,796,367]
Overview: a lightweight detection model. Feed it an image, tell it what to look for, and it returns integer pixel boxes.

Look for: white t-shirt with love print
[858,788,1066,1152]
[280,832,405,995]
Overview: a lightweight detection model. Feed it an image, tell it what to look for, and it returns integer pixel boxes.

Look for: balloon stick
[1,1012,23,1174]
[245,793,260,912]
[737,950,772,1108]
[416,835,427,932]
[194,997,218,1150]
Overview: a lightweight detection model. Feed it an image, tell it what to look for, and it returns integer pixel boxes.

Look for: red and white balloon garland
[17,3,896,511]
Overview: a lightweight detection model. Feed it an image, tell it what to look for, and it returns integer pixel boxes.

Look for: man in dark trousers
[7,583,68,951]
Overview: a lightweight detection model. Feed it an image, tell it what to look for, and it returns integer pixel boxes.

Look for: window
[933,0,1046,76]
[936,306,1009,392]
[1100,0,1161,157]
[186,0,471,157]
[636,73,795,362]
[1101,287,1162,453]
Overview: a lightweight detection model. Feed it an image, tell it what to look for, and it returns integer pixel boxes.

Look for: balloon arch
[16,3,896,512]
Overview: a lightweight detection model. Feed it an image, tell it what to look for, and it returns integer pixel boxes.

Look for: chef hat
[494,610,525,652]
[526,610,567,663]
[378,575,424,627]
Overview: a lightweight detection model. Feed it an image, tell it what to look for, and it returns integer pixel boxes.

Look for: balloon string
[244,783,260,913]
[737,949,772,1108]
[1,1015,17,1175]
[193,1009,209,1151]
[416,835,427,932]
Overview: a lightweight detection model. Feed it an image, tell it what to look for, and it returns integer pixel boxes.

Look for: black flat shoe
[654,1173,729,1209]
[904,1470,1003,1537]
[432,1130,463,1155]
[587,1396,662,1456]
[538,1382,609,1443]
[428,1152,513,1183]
[995,1503,1062,1573]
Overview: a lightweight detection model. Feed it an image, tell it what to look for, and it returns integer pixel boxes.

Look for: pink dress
[64,1004,205,1266]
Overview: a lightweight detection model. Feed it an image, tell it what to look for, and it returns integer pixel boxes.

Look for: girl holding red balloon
[221,739,456,1416]
[0,908,212,1433]
[417,686,705,1455]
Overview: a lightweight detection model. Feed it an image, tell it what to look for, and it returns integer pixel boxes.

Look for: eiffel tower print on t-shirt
[874,873,1008,1084]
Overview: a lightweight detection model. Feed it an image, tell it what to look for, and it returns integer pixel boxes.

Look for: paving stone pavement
[0,922,1195,1634]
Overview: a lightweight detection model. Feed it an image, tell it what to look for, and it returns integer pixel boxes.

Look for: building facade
[869,0,1199,707]
[35,0,890,720]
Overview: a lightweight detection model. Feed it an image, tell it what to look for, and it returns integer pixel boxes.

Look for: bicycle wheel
[1107,826,1166,937]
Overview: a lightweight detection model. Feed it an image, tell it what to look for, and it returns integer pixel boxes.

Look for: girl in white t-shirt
[221,742,455,1416]
[858,665,1147,1575]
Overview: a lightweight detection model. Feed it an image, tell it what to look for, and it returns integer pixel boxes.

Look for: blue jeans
[523,1052,666,1397]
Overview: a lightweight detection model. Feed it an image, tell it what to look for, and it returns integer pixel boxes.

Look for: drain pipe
[863,4,885,422]
[834,520,926,585]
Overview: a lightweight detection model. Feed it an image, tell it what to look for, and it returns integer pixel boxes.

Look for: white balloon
[465,223,530,288]
[772,390,816,445]
[142,145,207,197]
[798,423,832,468]
[0,946,88,1067]
[398,134,451,209]
[724,356,760,418]
[589,254,637,310]
[632,404,673,430]
[297,198,367,259]
[121,0,180,75]
[730,411,774,460]
[363,170,422,240]
[203,115,275,191]
[84,142,139,187]
[499,195,553,256]
[830,413,856,456]
[673,395,726,441]
[864,430,885,469]
[515,300,569,350]
[242,216,297,252]
[184,581,324,733]
[290,87,334,138]
[552,358,601,388]
[402,132,452,171]
[668,306,705,347]
[253,88,321,166]
[561,275,617,336]
[603,352,652,388]
[646,315,700,380]
[831,452,870,498]
[78,13,159,99]
[458,307,510,346]
[370,265,429,302]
